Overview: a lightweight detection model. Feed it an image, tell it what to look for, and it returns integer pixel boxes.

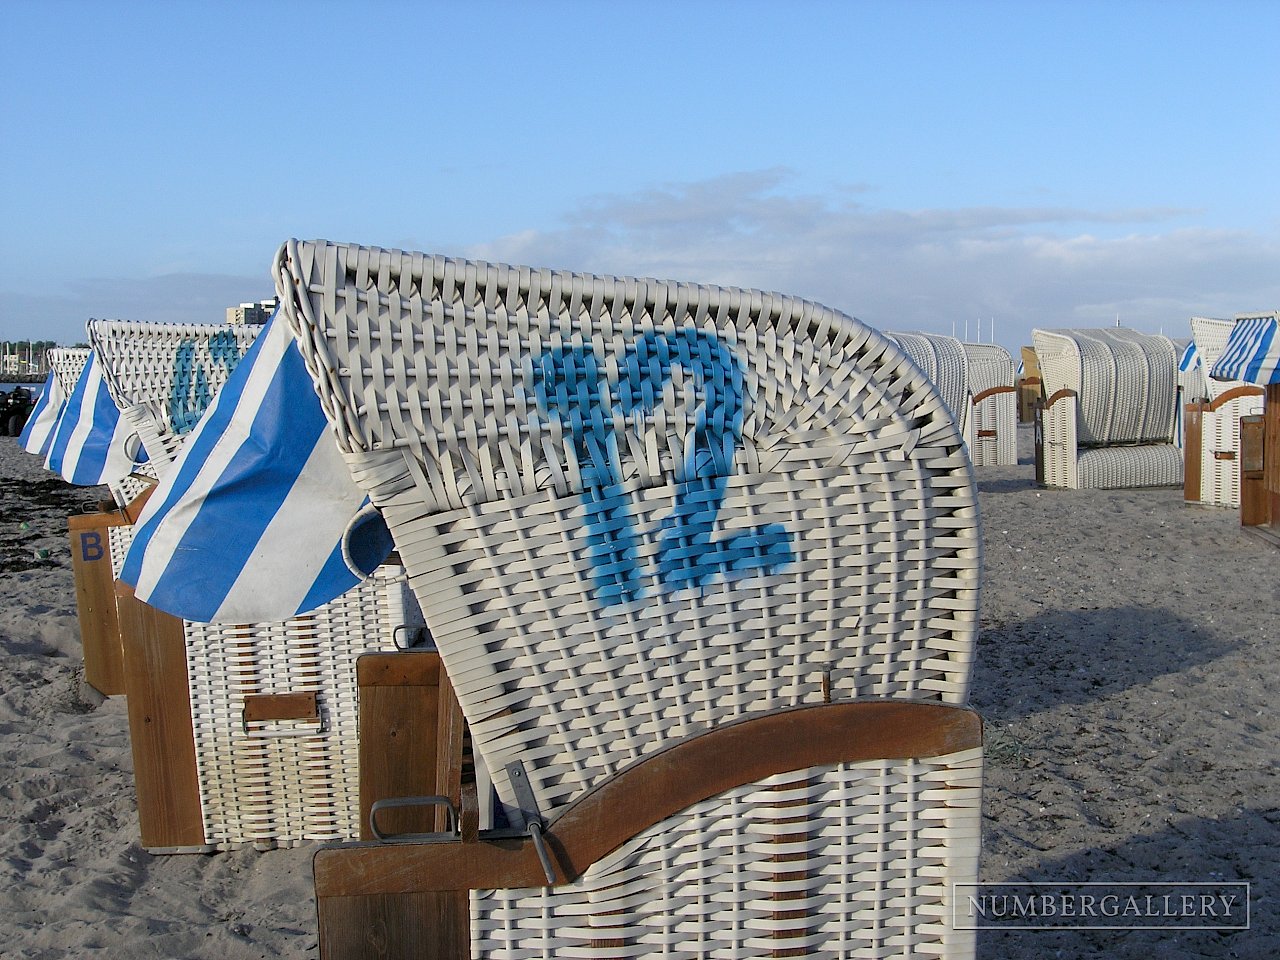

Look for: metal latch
[506,761,557,885]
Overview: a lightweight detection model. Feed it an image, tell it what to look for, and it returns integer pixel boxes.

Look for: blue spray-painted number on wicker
[169,331,244,435]
[533,330,793,606]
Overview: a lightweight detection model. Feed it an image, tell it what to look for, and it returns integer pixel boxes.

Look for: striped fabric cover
[275,240,981,824]
[119,315,389,624]
[1210,313,1280,385]
[17,371,64,456]
[43,350,139,487]
[88,319,262,476]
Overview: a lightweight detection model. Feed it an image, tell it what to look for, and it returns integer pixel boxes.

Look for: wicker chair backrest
[887,331,970,429]
[961,342,1015,396]
[48,347,91,395]
[1033,327,1177,444]
[275,239,980,819]
[87,320,261,474]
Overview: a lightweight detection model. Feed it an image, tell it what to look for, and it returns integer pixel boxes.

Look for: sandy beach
[1,424,1275,959]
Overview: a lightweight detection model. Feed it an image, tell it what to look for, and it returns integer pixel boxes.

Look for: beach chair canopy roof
[1032,327,1178,445]
[119,314,390,624]
[273,238,981,821]
[884,331,969,428]
[88,318,262,472]
[1210,313,1280,385]
[960,341,1015,395]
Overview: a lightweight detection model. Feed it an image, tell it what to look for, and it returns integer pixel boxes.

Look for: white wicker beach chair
[88,318,262,477]
[276,240,983,959]
[1032,328,1183,489]
[960,342,1017,466]
[1182,318,1265,507]
[81,317,428,852]
[886,331,970,433]
[115,565,425,853]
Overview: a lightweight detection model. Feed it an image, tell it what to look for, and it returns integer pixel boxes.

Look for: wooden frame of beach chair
[1031,328,1183,490]
[274,239,983,958]
[1017,347,1043,424]
[961,343,1017,467]
[114,565,439,853]
[314,701,982,960]
[1182,318,1266,508]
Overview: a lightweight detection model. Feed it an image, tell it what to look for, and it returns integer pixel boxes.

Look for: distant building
[226,298,278,325]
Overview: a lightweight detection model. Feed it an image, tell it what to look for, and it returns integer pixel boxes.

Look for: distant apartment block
[226,298,278,325]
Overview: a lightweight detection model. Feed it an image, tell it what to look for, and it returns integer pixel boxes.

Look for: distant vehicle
[0,386,35,436]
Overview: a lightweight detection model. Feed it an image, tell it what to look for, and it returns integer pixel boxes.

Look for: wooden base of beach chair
[69,490,153,696]
[115,583,210,852]
[358,652,466,839]
[314,701,983,960]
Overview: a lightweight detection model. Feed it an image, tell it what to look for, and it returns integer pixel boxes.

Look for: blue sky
[2,0,1277,356]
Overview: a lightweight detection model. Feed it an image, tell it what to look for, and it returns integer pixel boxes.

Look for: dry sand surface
[1,425,1276,959]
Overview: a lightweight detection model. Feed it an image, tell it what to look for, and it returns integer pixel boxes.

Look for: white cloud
[466,173,1280,350]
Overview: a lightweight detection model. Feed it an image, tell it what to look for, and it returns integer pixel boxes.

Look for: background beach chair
[275,239,984,959]
[105,316,440,853]
[1031,328,1183,489]
[1017,345,1043,423]
[1210,311,1280,539]
[65,320,264,696]
[961,342,1018,466]
[1182,318,1265,508]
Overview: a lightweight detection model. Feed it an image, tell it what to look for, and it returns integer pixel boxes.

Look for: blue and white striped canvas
[1179,340,1201,373]
[1210,315,1280,385]
[43,352,138,486]
[120,314,392,624]
[17,372,65,457]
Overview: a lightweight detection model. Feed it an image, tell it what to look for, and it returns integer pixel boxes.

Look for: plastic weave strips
[274,240,982,823]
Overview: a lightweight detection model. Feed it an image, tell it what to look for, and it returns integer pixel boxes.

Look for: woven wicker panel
[48,347,91,395]
[1190,317,1241,402]
[887,332,969,432]
[472,746,982,959]
[1039,395,1078,489]
[959,343,1014,396]
[87,320,261,477]
[1032,329,1177,445]
[968,391,1017,467]
[1075,444,1182,490]
[275,240,980,819]
[1200,395,1265,507]
[183,564,411,848]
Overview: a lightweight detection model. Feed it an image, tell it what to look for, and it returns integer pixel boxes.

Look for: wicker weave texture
[959,343,1014,396]
[887,333,970,433]
[967,391,1017,467]
[88,320,261,476]
[1039,395,1079,488]
[275,240,981,822]
[1075,444,1182,490]
[1188,318,1235,400]
[472,747,983,959]
[48,348,91,395]
[1032,329,1177,445]
[1198,395,1265,507]
[184,564,411,848]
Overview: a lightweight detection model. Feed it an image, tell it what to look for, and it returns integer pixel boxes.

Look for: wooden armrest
[973,385,1016,404]
[315,700,981,898]
[1042,388,1076,409]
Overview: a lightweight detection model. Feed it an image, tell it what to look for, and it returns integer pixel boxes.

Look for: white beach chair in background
[961,342,1018,466]
[92,317,434,853]
[276,240,984,959]
[1032,327,1183,489]
[1182,317,1265,508]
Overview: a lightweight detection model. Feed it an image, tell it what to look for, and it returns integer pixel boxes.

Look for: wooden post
[69,511,130,694]
[115,583,208,852]
[1183,401,1205,504]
